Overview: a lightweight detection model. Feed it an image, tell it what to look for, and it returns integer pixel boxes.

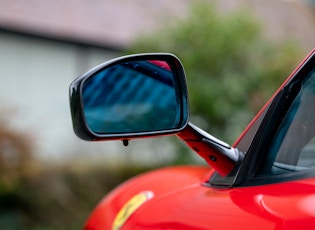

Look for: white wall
[0,31,124,164]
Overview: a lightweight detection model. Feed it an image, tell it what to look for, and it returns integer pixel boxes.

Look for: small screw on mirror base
[122,139,129,146]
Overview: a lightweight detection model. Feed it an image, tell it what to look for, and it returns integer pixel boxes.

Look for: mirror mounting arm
[177,123,244,176]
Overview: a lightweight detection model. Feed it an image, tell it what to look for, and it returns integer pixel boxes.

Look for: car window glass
[258,68,315,175]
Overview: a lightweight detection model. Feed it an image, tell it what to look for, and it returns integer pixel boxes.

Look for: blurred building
[0,0,314,163]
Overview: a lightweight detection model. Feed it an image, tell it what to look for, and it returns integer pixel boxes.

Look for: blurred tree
[0,109,35,228]
[0,110,151,229]
[128,2,303,144]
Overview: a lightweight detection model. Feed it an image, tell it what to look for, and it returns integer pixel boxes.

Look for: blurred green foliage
[0,109,151,229]
[128,2,303,143]
[0,154,151,229]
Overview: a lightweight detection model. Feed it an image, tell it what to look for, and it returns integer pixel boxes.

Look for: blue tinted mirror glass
[82,60,180,134]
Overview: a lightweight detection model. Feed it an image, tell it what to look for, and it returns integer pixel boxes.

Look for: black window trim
[210,51,315,188]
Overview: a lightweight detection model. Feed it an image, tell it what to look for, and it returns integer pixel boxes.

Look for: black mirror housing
[69,52,244,176]
[69,53,189,141]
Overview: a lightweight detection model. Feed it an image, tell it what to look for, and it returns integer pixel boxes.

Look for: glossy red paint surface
[84,165,315,230]
[84,166,211,230]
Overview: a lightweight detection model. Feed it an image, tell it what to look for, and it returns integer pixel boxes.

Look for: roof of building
[0,0,314,51]
[0,0,190,49]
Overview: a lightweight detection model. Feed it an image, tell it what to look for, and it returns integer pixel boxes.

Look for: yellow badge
[112,191,154,230]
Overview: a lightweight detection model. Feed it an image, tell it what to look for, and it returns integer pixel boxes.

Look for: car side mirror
[69,53,189,141]
[69,52,243,176]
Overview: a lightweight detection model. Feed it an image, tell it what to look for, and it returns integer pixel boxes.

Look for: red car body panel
[84,166,211,230]
[82,49,315,229]
[85,166,315,230]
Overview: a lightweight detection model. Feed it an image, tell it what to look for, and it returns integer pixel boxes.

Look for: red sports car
[70,49,315,229]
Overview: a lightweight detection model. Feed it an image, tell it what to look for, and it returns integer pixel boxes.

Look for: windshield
[259,67,315,175]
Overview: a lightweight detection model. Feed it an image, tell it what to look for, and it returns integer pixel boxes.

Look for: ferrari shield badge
[112,191,154,230]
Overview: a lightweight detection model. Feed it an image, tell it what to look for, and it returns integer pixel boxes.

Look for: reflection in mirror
[82,60,180,134]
